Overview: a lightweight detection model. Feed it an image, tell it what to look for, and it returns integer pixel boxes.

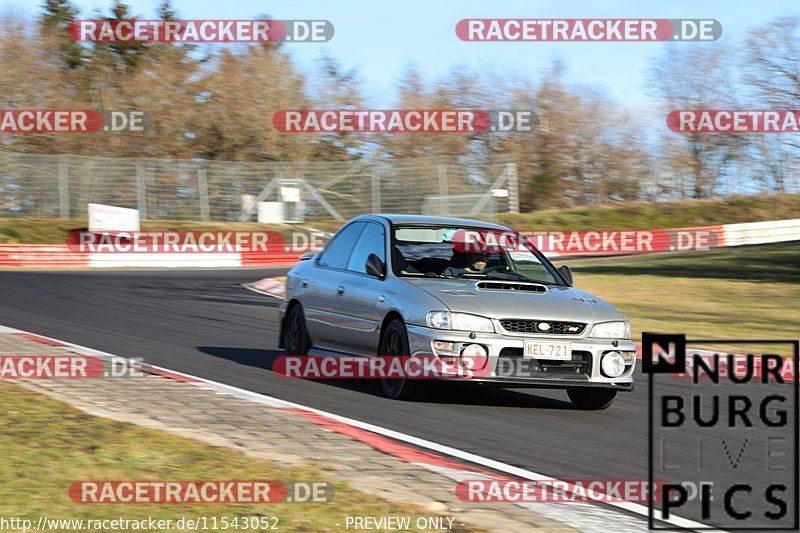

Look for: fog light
[601,351,626,378]
[433,341,456,354]
[461,344,487,357]
[460,343,488,370]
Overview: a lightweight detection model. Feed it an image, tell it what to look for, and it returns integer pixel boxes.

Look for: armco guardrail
[543,218,800,258]
[0,218,798,268]
[0,245,90,268]
[722,218,800,247]
[0,245,302,268]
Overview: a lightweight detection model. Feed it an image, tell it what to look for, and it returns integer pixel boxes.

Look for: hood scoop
[475,281,548,293]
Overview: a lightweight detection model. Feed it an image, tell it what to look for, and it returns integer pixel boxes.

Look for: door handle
[336,285,345,295]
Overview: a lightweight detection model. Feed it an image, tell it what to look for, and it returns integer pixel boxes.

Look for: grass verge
[499,193,800,230]
[568,243,800,341]
[0,381,476,532]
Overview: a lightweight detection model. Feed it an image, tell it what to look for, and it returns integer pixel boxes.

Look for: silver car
[279,214,636,409]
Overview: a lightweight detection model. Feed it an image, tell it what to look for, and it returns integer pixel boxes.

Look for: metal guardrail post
[198,166,210,221]
[438,164,449,215]
[58,157,69,218]
[371,170,381,213]
[136,161,148,219]
[507,162,520,214]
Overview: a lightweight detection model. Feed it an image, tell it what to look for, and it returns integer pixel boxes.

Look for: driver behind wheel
[443,251,488,276]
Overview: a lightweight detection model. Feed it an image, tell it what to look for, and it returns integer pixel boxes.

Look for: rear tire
[283,304,311,356]
[379,319,429,401]
[567,388,617,410]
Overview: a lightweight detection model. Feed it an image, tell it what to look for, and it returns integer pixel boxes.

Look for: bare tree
[743,16,799,192]
[649,46,747,198]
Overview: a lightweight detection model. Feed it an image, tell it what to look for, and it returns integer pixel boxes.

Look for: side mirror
[365,253,386,279]
[558,265,573,285]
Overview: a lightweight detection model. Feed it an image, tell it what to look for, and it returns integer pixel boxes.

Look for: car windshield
[392,225,563,285]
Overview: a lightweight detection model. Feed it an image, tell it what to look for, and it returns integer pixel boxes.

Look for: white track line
[242,282,284,300]
[1,323,725,532]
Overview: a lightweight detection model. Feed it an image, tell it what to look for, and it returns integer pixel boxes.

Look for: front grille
[499,319,586,335]
[497,349,592,379]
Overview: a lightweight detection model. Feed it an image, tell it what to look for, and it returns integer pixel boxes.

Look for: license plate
[523,340,572,360]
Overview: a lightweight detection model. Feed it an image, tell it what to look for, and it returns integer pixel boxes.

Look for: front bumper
[406,324,636,390]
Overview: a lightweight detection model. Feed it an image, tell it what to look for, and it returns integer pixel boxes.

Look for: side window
[346,222,386,273]
[319,222,365,269]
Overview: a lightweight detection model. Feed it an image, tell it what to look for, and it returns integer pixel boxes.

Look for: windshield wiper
[484,271,528,281]
[469,270,557,284]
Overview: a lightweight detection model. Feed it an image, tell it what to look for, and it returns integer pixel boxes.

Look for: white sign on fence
[280,187,301,203]
[257,202,285,224]
[88,203,140,233]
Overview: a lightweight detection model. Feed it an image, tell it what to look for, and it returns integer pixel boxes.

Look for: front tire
[567,388,617,410]
[283,304,311,356]
[379,319,428,401]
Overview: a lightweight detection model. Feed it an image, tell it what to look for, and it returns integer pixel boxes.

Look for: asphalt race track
[0,269,795,528]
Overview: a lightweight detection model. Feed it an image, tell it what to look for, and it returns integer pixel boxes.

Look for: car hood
[405,278,625,324]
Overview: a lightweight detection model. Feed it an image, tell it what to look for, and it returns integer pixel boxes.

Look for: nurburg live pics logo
[643,332,799,530]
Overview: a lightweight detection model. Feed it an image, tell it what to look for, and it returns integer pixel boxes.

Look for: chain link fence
[0,153,519,223]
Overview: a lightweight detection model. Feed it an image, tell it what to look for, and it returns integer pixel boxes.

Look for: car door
[303,222,365,351]
[338,222,389,354]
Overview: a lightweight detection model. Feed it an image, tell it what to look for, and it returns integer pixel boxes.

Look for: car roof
[355,214,509,230]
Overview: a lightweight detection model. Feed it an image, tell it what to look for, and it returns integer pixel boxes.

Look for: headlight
[451,313,495,332]
[426,311,494,333]
[426,311,450,329]
[590,321,631,339]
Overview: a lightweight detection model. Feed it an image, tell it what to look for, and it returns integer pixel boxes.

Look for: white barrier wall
[722,219,800,247]
[88,253,243,269]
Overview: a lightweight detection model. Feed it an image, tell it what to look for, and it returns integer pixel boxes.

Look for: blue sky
[3,0,798,109]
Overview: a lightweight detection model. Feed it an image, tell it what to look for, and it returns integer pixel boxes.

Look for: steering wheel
[482,264,509,274]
